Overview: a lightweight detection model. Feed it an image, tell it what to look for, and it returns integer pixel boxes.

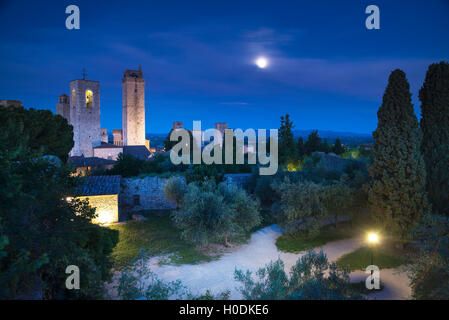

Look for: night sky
[0,0,448,134]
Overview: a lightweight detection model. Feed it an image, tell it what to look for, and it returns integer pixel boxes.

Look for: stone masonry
[120,176,182,212]
[122,66,146,146]
[68,79,101,157]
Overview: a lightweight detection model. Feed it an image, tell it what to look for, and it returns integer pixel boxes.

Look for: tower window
[133,195,140,205]
[72,89,76,105]
[85,90,93,108]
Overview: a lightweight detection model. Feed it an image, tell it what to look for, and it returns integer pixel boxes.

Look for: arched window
[85,90,93,108]
[72,89,76,105]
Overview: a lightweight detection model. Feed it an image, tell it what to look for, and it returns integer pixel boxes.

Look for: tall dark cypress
[419,62,449,215]
[368,69,429,239]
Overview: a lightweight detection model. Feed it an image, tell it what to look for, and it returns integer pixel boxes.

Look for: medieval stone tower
[56,94,70,121]
[122,66,145,146]
[69,79,101,157]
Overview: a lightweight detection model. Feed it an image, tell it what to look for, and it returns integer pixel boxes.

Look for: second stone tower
[122,66,146,146]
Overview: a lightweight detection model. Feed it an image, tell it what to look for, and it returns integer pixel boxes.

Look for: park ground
[107,211,411,299]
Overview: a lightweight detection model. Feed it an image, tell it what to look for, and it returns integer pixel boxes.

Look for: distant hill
[143,130,374,148]
[293,130,373,145]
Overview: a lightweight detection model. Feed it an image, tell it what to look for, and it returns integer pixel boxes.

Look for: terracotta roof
[76,175,121,196]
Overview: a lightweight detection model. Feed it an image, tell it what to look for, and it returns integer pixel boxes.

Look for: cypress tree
[297,137,305,159]
[332,138,345,155]
[419,62,449,215]
[368,69,429,239]
[279,114,296,164]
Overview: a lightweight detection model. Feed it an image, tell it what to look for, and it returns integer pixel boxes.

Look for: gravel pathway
[144,224,411,299]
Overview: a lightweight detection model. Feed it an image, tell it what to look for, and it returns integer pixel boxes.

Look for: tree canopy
[0,106,74,162]
[419,61,449,215]
[368,69,429,239]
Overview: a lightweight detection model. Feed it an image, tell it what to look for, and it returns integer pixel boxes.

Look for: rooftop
[93,142,123,149]
[76,175,121,196]
[68,156,116,167]
[123,145,151,160]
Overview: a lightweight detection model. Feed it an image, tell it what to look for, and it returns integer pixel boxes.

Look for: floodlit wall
[77,194,119,224]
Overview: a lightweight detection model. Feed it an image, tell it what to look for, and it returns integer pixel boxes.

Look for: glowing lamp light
[367,232,379,245]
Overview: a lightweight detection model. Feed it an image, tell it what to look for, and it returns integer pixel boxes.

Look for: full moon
[255,56,268,69]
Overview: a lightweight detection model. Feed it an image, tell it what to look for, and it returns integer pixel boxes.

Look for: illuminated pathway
[140,225,410,299]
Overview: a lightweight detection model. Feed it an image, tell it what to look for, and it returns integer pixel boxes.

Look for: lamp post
[367,232,379,284]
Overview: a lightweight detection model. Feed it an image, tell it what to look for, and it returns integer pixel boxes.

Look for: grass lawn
[276,221,356,253]
[336,246,406,271]
[108,210,211,269]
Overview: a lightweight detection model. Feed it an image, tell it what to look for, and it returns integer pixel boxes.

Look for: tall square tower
[69,79,101,157]
[122,66,146,146]
[56,94,70,121]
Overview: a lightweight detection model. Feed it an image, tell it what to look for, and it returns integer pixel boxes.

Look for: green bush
[163,176,186,209]
[234,250,362,300]
[172,180,260,246]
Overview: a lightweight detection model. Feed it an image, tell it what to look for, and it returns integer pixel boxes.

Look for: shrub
[407,214,449,299]
[273,179,328,237]
[234,250,362,300]
[172,180,260,246]
[163,176,186,209]
[254,176,277,206]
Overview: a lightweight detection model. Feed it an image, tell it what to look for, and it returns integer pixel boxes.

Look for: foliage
[115,249,188,300]
[323,182,353,227]
[278,114,296,164]
[332,138,345,155]
[109,153,145,177]
[0,131,118,299]
[419,61,449,215]
[273,179,328,237]
[108,211,210,269]
[113,249,230,300]
[163,176,186,209]
[304,130,322,155]
[234,250,362,300]
[185,164,224,185]
[368,69,429,239]
[0,105,74,162]
[172,180,260,247]
[407,213,449,299]
[254,175,278,207]
[276,221,355,253]
[297,137,305,159]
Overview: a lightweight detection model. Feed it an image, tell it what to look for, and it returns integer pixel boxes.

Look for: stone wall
[78,194,119,224]
[121,176,183,212]
[120,174,251,214]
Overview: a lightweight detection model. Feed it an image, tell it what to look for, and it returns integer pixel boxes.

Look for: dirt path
[142,224,410,299]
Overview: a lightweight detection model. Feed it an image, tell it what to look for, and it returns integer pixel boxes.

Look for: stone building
[100,128,109,143]
[74,175,121,224]
[68,156,116,176]
[122,66,146,146]
[93,143,123,160]
[67,79,101,157]
[113,129,123,146]
[0,99,22,108]
[57,67,149,160]
[56,94,70,120]
[173,121,183,130]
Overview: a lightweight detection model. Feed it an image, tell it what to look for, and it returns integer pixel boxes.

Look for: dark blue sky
[0,0,448,134]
